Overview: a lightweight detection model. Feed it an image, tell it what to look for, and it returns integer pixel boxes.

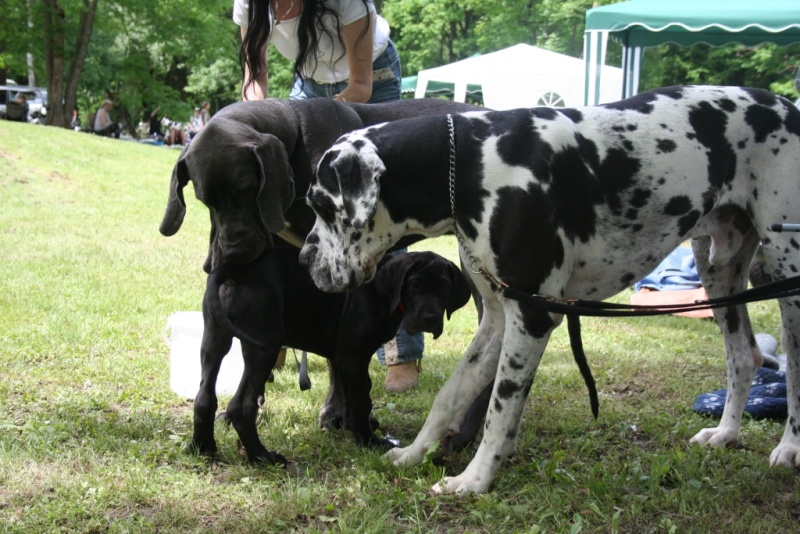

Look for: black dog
[194,246,471,465]
[158,98,489,456]
[159,98,483,272]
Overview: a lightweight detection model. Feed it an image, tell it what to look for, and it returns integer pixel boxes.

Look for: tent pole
[414,75,429,99]
[622,46,643,99]
[583,30,608,106]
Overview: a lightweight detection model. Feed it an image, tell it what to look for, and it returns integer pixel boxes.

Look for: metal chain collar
[447,114,483,274]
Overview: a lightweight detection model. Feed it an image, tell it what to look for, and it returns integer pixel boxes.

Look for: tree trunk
[41,0,66,127]
[64,0,98,126]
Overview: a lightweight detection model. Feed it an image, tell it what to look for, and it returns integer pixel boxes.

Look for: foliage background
[1,1,799,130]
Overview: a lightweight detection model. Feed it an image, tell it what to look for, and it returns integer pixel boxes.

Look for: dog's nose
[220,243,261,265]
[298,244,315,268]
[218,230,265,264]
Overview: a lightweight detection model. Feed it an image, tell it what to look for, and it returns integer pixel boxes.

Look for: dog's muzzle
[219,240,265,266]
[300,242,376,293]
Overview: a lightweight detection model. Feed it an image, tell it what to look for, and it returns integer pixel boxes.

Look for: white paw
[769,442,800,468]
[689,426,738,448]
[383,445,425,467]
[431,475,491,495]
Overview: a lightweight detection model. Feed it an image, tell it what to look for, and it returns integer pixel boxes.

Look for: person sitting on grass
[94,100,120,138]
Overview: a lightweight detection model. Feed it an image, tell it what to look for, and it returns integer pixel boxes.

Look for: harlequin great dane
[299,86,800,494]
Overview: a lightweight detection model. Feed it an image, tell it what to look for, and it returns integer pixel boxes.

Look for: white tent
[414,43,624,109]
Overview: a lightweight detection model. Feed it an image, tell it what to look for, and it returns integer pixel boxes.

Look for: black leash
[498,273,800,318]
[295,349,312,391]
[495,273,800,420]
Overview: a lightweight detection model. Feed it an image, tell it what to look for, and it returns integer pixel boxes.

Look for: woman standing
[233,0,401,104]
[233,0,422,392]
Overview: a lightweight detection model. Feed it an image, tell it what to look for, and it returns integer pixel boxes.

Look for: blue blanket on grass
[693,368,787,420]
[635,247,702,292]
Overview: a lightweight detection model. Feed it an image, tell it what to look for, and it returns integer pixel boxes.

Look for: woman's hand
[338,12,375,103]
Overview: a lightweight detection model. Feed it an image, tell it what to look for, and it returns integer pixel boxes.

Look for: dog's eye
[309,195,340,224]
[407,278,423,288]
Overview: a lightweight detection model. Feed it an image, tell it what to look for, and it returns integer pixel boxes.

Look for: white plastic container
[164,311,244,398]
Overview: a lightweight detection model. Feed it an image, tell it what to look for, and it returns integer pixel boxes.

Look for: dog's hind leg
[760,236,800,467]
[689,232,761,448]
[384,297,504,468]
[771,296,800,467]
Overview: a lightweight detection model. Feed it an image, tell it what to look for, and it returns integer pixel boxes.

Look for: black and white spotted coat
[300,86,800,494]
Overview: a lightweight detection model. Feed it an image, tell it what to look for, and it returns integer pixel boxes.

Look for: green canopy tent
[400,75,483,100]
[583,0,800,105]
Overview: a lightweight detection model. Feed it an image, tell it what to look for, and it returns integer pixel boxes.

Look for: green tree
[382,0,481,75]
[640,43,800,100]
[0,1,34,86]
[381,0,604,78]
[10,0,243,132]
[80,0,239,132]
[40,0,98,127]
[5,0,799,134]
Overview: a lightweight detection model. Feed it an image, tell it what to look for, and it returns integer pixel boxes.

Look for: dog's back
[214,246,400,361]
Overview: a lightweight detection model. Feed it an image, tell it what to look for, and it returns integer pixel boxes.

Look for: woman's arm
[335,12,374,103]
[241,26,270,101]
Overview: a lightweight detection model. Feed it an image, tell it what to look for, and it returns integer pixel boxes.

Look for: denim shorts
[290,40,402,103]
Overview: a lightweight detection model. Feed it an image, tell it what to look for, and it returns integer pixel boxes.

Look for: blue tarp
[693,368,787,420]
[635,247,702,292]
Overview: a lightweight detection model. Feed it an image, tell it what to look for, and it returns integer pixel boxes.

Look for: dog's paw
[431,474,490,495]
[249,449,288,467]
[689,426,738,448]
[369,415,380,432]
[383,445,426,467]
[187,439,217,457]
[318,414,344,431]
[770,442,800,468]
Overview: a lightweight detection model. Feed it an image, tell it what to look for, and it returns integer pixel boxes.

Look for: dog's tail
[567,315,599,419]
[206,264,269,349]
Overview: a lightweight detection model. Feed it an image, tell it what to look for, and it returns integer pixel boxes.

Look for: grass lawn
[0,120,798,533]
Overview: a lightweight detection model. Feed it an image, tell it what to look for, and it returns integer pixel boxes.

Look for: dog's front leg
[225,341,287,465]
[433,311,551,495]
[318,359,345,430]
[191,299,233,456]
[384,304,503,467]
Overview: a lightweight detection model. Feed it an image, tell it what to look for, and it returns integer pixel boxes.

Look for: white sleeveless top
[233,0,391,83]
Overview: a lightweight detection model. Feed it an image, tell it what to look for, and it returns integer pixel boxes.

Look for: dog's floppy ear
[372,254,413,312]
[159,152,190,236]
[445,261,472,319]
[253,134,296,234]
[333,144,384,229]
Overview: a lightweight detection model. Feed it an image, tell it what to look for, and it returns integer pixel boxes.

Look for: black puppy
[194,246,471,465]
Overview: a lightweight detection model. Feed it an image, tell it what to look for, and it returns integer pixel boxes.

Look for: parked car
[0,84,48,123]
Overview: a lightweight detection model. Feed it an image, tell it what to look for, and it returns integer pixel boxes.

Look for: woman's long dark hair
[240,0,371,93]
